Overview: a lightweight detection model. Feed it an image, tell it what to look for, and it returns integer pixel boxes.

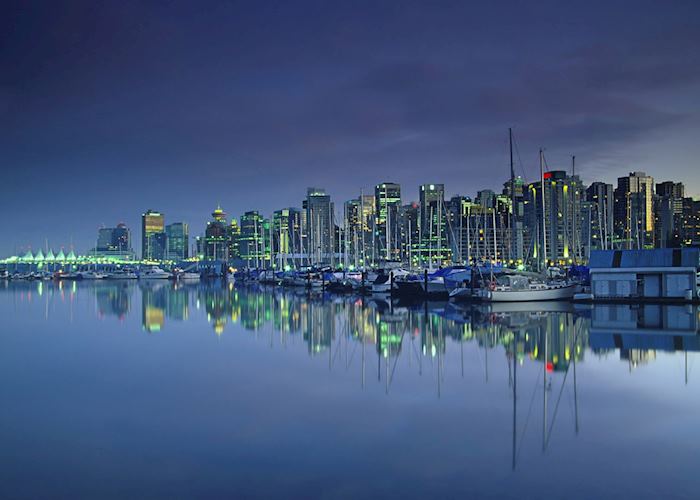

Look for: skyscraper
[272,208,302,269]
[680,197,700,246]
[419,184,450,265]
[445,196,469,264]
[586,182,614,251]
[475,189,496,209]
[142,210,166,261]
[526,170,585,266]
[399,202,420,266]
[93,222,134,260]
[456,197,505,264]
[305,187,333,264]
[240,211,268,268]
[204,206,229,260]
[502,176,526,263]
[374,182,401,262]
[614,172,655,249]
[228,219,241,262]
[166,222,189,260]
[654,181,684,247]
[112,223,131,254]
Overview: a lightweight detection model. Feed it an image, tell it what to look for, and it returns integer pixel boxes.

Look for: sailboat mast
[360,190,366,269]
[509,128,516,264]
[540,149,548,270]
[466,204,471,265]
[438,196,442,265]
[385,188,390,261]
[572,155,577,264]
[429,206,434,268]
[408,218,412,268]
[492,209,497,265]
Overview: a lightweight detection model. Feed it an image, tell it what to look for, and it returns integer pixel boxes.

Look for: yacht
[106,269,138,279]
[394,274,448,298]
[371,269,411,294]
[258,270,280,285]
[77,271,108,280]
[139,267,172,279]
[54,271,79,280]
[477,275,577,302]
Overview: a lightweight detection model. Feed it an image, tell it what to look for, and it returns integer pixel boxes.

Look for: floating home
[589,248,699,302]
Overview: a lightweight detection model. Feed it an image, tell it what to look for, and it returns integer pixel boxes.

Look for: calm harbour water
[1,280,699,499]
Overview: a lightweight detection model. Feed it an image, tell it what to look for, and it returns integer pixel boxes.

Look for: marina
[2,248,699,305]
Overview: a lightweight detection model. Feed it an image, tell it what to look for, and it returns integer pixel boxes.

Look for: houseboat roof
[590,248,699,269]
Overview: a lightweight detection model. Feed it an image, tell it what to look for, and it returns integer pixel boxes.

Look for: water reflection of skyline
[3,280,699,477]
[5,280,699,373]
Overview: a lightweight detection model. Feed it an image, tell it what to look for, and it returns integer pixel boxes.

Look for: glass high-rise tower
[142,210,166,261]
[166,222,189,260]
[374,182,401,262]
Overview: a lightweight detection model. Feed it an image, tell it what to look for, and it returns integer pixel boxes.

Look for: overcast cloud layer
[1,0,699,254]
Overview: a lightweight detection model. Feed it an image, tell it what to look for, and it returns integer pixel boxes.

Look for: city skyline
[2,1,700,255]
[4,167,699,269]
[3,147,700,257]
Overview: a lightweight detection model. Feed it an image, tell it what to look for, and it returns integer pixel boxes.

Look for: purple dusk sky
[2,0,700,255]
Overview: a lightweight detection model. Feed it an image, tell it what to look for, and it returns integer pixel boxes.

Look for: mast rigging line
[511,132,530,183]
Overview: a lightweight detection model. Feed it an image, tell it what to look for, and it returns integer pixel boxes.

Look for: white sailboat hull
[481,284,577,302]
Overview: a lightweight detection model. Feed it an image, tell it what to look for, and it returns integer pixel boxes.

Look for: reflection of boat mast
[361,297,366,389]
[485,321,490,383]
[377,323,381,382]
[385,330,389,395]
[437,315,442,398]
[545,317,580,448]
[573,318,580,434]
[460,334,464,378]
[512,334,517,470]
[542,324,548,452]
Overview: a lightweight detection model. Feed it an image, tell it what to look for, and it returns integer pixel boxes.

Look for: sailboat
[477,274,577,302]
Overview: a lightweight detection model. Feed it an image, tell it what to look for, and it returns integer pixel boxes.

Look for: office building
[142,210,166,261]
[93,222,134,260]
[654,181,685,248]
[502,176,526,263]
[166,222,189,260]
[399,202,420,266]
[586,182,614,251]
[204,206,229,260]
[374,182,401,262]
[526,170,585,267]
[272,208,302,269]
[228,219,241,261]
[614,172,655,249]
[240,211,269,268]
[305,187,334,264]
[418,184,450,265]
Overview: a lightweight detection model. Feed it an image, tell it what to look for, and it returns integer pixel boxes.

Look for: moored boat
[139,267,172,279]
[106,269,138,279]
[477,275,577,302]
